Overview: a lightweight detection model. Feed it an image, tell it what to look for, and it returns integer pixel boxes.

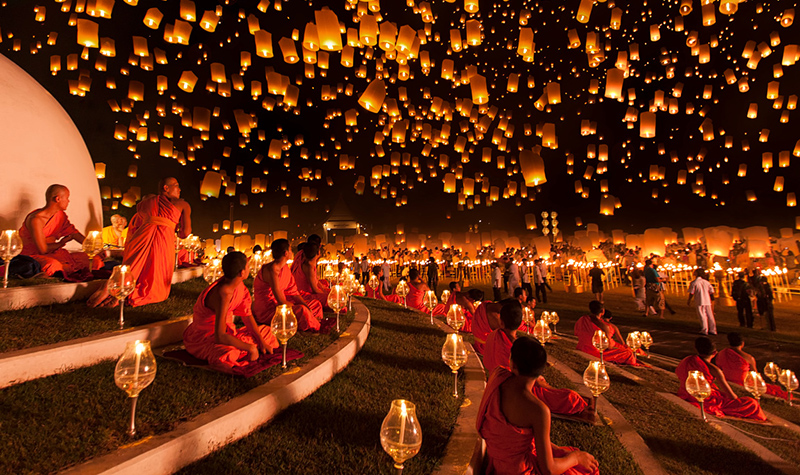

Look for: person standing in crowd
[533,258,548,303]
[492,262,503,302]
[631,268,646,315]
[426,256,439,292]
[507,258,521,296]
[588,261,605,304]
[644,259,665,318]
[381,258,392,293]
[750,269,776,331]
[360,255,370,285]
[688,268,716,335]
[520,258,534,303]
[731,271,754,328]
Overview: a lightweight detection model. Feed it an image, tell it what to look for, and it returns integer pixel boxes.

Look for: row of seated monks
[18,179,192,308]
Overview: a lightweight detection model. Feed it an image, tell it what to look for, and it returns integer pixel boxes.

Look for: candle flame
[135,341,145,355]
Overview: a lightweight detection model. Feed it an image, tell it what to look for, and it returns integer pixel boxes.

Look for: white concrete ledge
[60,299,371,475]
[0,316,192,389]
[0,266,203,311]
[432,318,486,475]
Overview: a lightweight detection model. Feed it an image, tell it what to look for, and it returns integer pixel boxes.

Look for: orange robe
[472,302,493,355]
[477,367,599,475]
[676,355,766,421]
[715,348,788,399]
[122,195,182,307]
[252,264,323,331]
[101,225,127,247]
[183,280,278,374]
[291,251,330,308]
[365,284,403,304]
[407,281,427,311]
[574,316,641,366]
[19,210,90,276]
[484,330,588,416]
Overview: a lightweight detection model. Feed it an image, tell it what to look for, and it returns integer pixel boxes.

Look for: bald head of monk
[45,184,70,210]
[510,336,547,377]
[158,177,181,199]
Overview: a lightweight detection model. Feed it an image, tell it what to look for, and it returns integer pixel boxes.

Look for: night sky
[1,0,798,239]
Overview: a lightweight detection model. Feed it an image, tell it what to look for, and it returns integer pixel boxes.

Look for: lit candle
[134,340,143,390]
[399,401,407,445]
[282,305,286,329]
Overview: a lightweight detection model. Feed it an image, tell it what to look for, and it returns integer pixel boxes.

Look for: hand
[247,344,260,362]
[258,340,274,355]
[574,451,599,472]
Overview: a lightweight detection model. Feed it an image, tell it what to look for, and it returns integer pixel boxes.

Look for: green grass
[179,298,465,475]
[0,309,354,474]
[725,419,800,467]
[546,340,783,475]
[0,278,208,353]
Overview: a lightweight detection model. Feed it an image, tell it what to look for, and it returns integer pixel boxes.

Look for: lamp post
[540,211,560,243]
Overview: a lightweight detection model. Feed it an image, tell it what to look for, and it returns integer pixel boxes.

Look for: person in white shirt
[507,260,521,295]
[533,258,548,303]
[520,258,533,302]
[688,268,717,335]
[491,262,503,301]
[381,259,392,293]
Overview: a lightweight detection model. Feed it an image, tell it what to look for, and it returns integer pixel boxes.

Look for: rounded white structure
[0,53,102,238]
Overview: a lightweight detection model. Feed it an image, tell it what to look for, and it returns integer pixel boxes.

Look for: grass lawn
[0,309,354,474]
[546,340,784,475]
[179,298,465,475]
[0,278,209,353]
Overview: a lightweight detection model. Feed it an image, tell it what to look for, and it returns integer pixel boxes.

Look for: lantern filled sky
[1,0,798,238]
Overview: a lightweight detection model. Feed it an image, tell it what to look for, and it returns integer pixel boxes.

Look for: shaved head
[158,177,177,193]
[45,184,68,203]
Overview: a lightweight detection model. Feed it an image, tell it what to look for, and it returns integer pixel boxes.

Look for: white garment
[381,263,391,291]
[508,263,520,291]
[521,263,531,283]
[696,305,717,334]
[533,264,547,284]
[492,267,502,288]
[689,277,714,306]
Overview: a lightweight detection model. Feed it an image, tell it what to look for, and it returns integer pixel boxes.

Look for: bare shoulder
[174,198,191,211]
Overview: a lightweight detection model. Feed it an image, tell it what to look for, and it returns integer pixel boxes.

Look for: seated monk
[183,252,278,374]
[405,268,430,311]
[484,301,593,421]
[715,332,788,399]
[253,238,323,331]
[365,265,403,304]
[101,214,128,247]
[432,281,462,316]
[677,337,766,421]
[472,297,506,355]
[291,242,330,309]
[19,184,94,276]
[477,336,600,475]
[575,301,643,366]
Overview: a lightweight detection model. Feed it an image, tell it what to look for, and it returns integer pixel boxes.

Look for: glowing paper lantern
[358,79,386,112]
[519,150,546,186]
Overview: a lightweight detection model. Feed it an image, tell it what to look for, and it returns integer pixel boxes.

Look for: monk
[291,242,330,309]
[473,297,506,355]
[676,337,766,421]
[433,281,476,316]
[365,265,403,304]
[575,301,643,366]
[101,214,128,247]
[405,268,430,311]
[183,252,278,374]
[89,178,191,307]
[476,336,600,475]
[715,332,788,399]
[19,184,91,276]
[483,301,593,422]
[253,238,323,331]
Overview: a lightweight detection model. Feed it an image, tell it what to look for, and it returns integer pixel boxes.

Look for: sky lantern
[379,22,397,51]
[518,28,534,57]
[315,8,343,51]
[278,37,299,63]
[76,19,99,48]
[199,11,219,32]
[180,0,196,22]
[604,68,625,99]
[358,79,386,112]
[788,193,797,207]
[640,112,656,138]
[359,15,379,46]
[519,150,546,186]
[576,0,592,23]
[254,30,273,58]
[143,8,163,28]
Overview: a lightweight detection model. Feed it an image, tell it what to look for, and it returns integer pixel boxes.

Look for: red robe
[676,355,766,421]
[715,348,788,399]
[406,281,427,311]
[574,316,641,366]
[19,210,91,276]
[477,367,599,475]
[291,251,330,309]
[484,330,588,416]
[432,292,456,316]
[365,284,403,304]
[472,302,493,355]
[183,280,278,374]
[252,264,323,331]
[122,195,182,307]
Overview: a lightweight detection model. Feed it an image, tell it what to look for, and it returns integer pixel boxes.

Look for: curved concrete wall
[0,53,102,237]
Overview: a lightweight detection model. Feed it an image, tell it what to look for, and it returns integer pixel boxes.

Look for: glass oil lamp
[583,360,610,408]
[779,369,799,406]
[114,340,156,437]
[423,290,438,324]
[271,304,297,369]
[533,319,552,345]
[743,371,767,400]
[395,280,410,308]
[764,362,781,383]
[446,304,465,332]
[592,329,609,365]
[639,331,653,358]
[108,265,135,329]
[685,370,713,422]
[327,283,348,333]
[0,230,23,288]
[441,333,468,398]
[380,399,422,474]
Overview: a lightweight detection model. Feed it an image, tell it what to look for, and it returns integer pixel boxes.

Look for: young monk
[484,301,594,422]
[19,184,93,276]
[405,268,430,311]
[472,297,508,355]
[365,265,404,304]
[291,242,330,309]
[433,282,478,317]
[252,239,323,331]
[183,252,278,374]
[715,332,788,399]
[477,336,600,475]
[676,337,766,421]
[575,301,642,366]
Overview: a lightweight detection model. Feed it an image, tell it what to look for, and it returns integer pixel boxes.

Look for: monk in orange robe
[477,336,600,475]
[484,301,593,420]
[473,299,503,355]
[253,238,323,331]
[715,332,788,399]
[183,252,278,374]
[89,178,191,307]
[575,301,642,366]
[19,184,92,276]
[291,242,330,309]
[676,337,766,421]
[405,268,430,311]
[364,265,403,304]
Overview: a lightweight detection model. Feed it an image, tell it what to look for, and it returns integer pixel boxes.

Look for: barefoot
[87,283,110,307]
